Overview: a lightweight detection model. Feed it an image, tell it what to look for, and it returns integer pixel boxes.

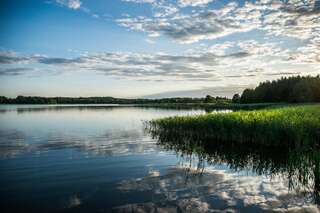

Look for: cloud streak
[0,50,250,81]
[0,67,34,76]
[178,0,214,7]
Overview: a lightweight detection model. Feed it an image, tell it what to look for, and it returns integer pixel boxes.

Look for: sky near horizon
[0,0,319,98]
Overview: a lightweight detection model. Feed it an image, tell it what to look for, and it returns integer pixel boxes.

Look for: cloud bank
[0,37,318,83]
[118,0,320,43]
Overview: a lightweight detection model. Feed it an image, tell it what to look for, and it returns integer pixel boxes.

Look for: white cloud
[116,1,261,43]
[122,0,179,17]
[56,0,82,10]
[117,6,260,44]
[122,0,155,3]
[178,0,214,7]
[145,38,155,44]
[68,0,81,9]
[116,0,320,45]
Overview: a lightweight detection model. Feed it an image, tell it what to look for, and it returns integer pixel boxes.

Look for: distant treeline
[1,75,319,105]
[0,95,229,105]
[234,75,320,104]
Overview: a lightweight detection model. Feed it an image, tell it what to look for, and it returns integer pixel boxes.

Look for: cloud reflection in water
[115,166,318,212]
[0,128,158,158]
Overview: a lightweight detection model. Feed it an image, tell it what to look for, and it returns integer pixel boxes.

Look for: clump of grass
[148,105,320,146]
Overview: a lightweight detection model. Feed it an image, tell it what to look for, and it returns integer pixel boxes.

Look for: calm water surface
[0,105,318,212]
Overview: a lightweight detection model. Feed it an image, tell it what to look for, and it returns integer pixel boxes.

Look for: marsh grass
[148,105,320,146]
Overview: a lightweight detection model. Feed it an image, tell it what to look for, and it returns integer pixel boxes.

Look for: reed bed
[148,105,320,146]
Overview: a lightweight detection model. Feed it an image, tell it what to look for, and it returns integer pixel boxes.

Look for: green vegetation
[239,75,320,103]
[0,95,230,105]
[148,105,320,146]
[135,102,284,112]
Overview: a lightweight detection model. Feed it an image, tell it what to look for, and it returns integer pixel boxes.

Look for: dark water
[0,105,318,212]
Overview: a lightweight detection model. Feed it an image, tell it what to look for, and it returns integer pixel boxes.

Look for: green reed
[148,105,320,146]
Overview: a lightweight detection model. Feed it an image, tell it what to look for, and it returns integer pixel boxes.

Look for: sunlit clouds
[1,37,318,83]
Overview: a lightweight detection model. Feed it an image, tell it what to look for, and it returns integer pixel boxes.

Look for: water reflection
[1,105,319,212]
[0,129,29,158]
[0,106,207,213]
[0,106,204,159]
[0,104,224,114]
[0,128,157,158]
[115,166,318,212]
[146,124,320,207]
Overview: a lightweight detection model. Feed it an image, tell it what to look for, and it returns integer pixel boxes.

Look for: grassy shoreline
[134,102,286,110]
[148,105,320,146]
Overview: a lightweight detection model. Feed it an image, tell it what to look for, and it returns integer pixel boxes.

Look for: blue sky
[0,0,319,98]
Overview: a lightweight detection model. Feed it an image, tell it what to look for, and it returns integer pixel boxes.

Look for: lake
[0,105,318,212]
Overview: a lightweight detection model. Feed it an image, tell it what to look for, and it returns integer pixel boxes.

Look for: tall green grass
[148,105,320,146]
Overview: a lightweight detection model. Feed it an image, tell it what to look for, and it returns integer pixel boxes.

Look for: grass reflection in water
[146,117,320,204]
